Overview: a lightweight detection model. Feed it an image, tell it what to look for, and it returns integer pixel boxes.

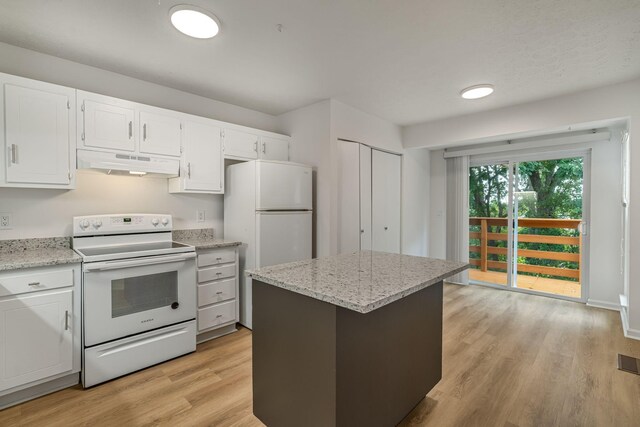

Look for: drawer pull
[216,314,223,318]
[216,291,223,295]
[216,272,222,276]
[216,257,222,261]
[28,282,41,287]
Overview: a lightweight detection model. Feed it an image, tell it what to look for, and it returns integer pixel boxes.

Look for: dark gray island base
[248,251,468,427]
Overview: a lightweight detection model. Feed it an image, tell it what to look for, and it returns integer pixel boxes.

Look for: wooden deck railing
[469,217,582,281]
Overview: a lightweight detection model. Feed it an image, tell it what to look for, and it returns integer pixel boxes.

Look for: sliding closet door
[372,149,401,253]
[337,141,362,253]
[360,145,372,251]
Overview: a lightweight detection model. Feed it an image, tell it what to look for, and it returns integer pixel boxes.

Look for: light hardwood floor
[2,284,639,427]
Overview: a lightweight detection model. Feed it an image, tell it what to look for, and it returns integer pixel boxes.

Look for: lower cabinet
[195,247,239,343]
[0,264,81,406]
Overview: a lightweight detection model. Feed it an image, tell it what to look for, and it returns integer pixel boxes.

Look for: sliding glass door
[469,152,588,301]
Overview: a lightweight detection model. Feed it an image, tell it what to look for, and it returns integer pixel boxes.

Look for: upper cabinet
[260,136,289,161]
[223,128,259,160]
[0,73,76,189]
[78,91,182,158]
[81,95,136,152]
[223,129,289,162]
[139,110,182,157]
[169,119,223,194]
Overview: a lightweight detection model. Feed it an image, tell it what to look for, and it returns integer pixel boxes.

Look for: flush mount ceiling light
[170,5,220,39]
[460,84,494,99]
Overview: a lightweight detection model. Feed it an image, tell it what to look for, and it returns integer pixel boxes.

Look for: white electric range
[72,214,196,388]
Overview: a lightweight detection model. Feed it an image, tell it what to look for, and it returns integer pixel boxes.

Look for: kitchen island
[247,251,468,427]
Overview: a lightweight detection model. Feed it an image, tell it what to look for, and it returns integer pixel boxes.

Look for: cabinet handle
[65,310,69,330]
[216,314,223,318]
[9,144,17,164]
[253,141,258,152]
[128,121,133,139]
[216,291,223,295]
[262,142,266,154]
[143,123,147,141]
[28,281,41,287]
[216,272,222,276]
[187,162,191,178]
[360,229,365,233]
[384,226,389,231]
[215,257,222,261]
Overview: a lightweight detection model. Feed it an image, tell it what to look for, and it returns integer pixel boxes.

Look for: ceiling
[0,0,638,126]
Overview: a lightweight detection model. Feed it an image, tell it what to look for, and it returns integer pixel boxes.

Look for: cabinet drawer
[198,278,236,307]
[198,264,236,283]
[0,269,73,298]
[197,248,236,267]
[198,300,236,331]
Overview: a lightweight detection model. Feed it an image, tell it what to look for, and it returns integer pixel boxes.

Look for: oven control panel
[73,214,173,236]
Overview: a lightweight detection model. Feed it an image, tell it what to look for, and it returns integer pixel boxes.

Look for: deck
[469,269,581,299]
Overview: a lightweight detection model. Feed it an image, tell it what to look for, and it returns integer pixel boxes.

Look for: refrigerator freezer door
[255,161,312,210]
[256,211,313,267]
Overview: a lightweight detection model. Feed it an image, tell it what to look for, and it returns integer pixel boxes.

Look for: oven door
[83,252,196,347]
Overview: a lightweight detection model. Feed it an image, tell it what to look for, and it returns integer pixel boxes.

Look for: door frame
[469,149,591,303]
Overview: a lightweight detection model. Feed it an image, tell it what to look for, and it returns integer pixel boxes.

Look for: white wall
[0,171,222,239]
[403,78,640,338]
[0,43,282,240]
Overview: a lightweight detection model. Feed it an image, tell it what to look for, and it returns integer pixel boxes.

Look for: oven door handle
[83,253,196,272]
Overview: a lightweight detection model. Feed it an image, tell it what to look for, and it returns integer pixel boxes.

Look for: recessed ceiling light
[460,84,494,99]
[170,5,220,39]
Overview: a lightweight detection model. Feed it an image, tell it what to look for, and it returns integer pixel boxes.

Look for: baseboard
[0,373,79,410]
[196,323,238,344]
[586,299,621,311]
[620,308,640,341]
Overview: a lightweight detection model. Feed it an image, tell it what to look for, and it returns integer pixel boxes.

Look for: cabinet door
[183,121,223,192]
[83,98,135,152]
[139,111,182,157]
[0,289,73,392]
[4,84,71,185]
[371,149,401,254]
[259,136,289,161]
[360,144,373,251]
[223,128,258,160]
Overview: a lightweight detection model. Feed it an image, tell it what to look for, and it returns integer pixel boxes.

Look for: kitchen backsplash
[172,228,215,241]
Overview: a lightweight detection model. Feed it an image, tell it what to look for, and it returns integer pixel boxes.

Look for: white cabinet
[371,149,401,254]
[223,129,290,161]
[78,91,182,158]
[0,265,81,400]
[259,136,289,161]
[0,74,75,189]
[139,110,182,157]
[195,247,239,343]
[0,289,73,392]
[81,94,136,152]
[223,128,259,160]
[168,119,223,193]
[337,141,401,254]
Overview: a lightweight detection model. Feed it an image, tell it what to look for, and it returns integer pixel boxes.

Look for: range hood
[77,149,180,177]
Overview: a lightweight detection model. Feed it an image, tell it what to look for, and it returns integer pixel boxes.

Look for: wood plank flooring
[2,284,639,426]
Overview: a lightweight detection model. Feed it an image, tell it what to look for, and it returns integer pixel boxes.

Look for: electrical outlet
[197,210,205,222]
[0,212,12,229]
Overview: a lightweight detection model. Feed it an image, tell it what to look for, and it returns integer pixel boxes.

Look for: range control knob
[79,219,90,229]
[151,218,160,226]
[161,218,169,226]
[92,219,103,229]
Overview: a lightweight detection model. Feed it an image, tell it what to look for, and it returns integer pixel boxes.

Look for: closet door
[337,141,362,253]
[359,145,372,251]
[372,149,401,253]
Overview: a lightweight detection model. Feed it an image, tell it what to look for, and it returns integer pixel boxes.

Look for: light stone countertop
[172,228,241,250]
[0,238,82,271]
[174,237,242,250]
[247,251,469,313]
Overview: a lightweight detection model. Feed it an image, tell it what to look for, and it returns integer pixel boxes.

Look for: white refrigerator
[224,160,313,329]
